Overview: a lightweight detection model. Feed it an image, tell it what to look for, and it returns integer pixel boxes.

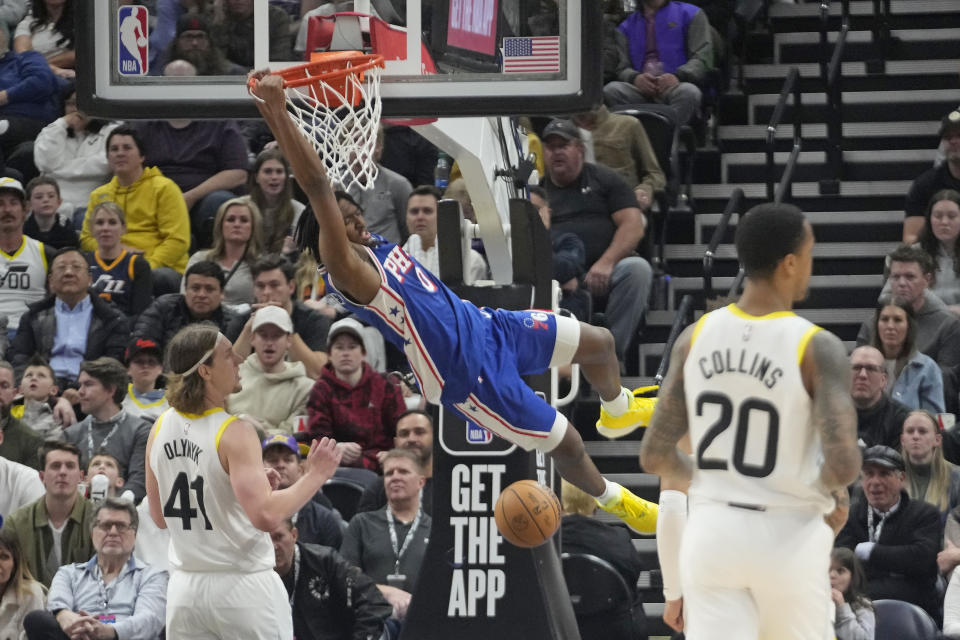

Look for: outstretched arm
[640,325,695,485]
[249,71,381,305]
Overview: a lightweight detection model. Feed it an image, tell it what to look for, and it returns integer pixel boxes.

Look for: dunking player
[640,203,862,639]
[249,71,659,532]
[144,324,341,638]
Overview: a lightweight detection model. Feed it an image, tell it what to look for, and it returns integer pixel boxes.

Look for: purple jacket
[619,1,702,75]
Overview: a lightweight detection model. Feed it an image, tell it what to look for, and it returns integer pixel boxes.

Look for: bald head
[163,59,198,77]
[850,346,887,409]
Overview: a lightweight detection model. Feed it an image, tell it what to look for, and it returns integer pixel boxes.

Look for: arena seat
[322,478,366,522]
[873,599,939,640]
[561,552,646,640]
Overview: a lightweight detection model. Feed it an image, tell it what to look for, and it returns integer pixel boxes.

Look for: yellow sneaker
[597,485,659,534]
[596,386,659,439]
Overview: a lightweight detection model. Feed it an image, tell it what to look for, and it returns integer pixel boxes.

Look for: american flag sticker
[502,36,561,73]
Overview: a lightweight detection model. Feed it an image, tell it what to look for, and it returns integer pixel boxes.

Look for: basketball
[137,37,147,47]
[494,480,562,548]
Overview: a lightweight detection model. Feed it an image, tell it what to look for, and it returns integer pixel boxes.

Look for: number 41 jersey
[148,407,274,573]
[683,304,834,514]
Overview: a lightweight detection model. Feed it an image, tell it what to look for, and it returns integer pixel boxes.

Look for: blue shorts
[448,309,580,452]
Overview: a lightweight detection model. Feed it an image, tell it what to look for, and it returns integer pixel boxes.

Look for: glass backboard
[76,0,601,119]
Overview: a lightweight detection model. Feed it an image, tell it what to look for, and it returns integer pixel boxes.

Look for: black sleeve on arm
[102,312,131,362]
[9,311,37,380]
[905,170,936,220]
[595,165,641,215]
[296,306,332,352]
[323,546,393,640]
[130,256,154,316]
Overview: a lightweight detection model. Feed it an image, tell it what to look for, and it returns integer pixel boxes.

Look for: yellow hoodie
[80,166,190,272]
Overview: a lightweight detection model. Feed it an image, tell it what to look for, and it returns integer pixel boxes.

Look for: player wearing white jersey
[640,203,862,640]
[145,324,341,639]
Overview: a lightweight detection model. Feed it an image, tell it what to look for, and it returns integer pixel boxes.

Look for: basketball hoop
[252,51,385,193]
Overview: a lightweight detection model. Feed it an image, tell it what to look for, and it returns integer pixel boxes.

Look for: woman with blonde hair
[902,409,960,518]
[183,196,263,308]
[0,529,45,639]
[85,200,153,317]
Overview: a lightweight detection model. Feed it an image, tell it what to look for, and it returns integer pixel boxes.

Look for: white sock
[597,479,620,506]
[601,387,631,417]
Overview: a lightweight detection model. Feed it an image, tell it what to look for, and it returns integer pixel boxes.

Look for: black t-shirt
[856,395,910,450]
[290,301,332,352]
[544,162,638,266]
[23,215,79,250]
[906,164,960,220]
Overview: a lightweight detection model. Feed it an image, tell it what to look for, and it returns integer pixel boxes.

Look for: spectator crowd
[1,0,959,639]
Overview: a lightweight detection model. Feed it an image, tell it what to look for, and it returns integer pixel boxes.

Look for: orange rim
[249,52,385,93]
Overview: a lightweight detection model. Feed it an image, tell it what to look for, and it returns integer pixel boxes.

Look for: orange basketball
[494,479,562,548]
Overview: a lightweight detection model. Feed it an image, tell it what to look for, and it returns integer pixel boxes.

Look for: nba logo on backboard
[117,6,149,76]
[466,421,493,444]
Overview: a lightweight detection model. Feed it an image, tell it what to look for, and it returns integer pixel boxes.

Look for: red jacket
[306,362,405,472]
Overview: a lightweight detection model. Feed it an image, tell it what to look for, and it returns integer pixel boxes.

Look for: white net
[283,60,383,194]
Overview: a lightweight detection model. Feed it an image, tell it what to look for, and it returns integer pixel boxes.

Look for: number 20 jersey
[683,304,834,514]
[148,407,274,573]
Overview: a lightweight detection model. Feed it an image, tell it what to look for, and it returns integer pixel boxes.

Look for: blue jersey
[87,249,143,316]
[321,236,488,404]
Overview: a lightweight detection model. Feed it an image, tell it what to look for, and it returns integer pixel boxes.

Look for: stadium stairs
[572,2,960,636]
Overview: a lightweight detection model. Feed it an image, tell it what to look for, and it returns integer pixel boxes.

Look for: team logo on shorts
[466,421,493,444]
[523,311,550,331]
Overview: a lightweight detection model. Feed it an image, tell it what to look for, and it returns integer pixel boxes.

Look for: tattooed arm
[641,325,694,633]
[640,324,695,487]
[802,330,861,534]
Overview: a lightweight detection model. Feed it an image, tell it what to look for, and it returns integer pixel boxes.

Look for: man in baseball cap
[835,444,941,617]
[0,176,25,200]
[304,316,404,476]
[904,108,960,242]
[541,118,582,143]
[0,175,52,333]
[326,317,366,351]
[166,12,244,76]
[260,433,343,547]
[541,113,653,364]
[226,305,314,435]
[123,337,168,422]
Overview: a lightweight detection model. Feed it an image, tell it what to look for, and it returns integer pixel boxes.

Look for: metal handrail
[869,0,892,74]
[703,188,744,300]
[819,0,849,193]
[654,294,694,385]
[766,67,802,203]
[728,267,746,298]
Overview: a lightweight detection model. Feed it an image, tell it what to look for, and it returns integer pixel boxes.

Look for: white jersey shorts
[680,499,834,640]
[165,569,292,639]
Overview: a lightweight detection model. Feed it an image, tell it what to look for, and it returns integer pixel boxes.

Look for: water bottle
[434,153,451,190]
[89,474,109,503]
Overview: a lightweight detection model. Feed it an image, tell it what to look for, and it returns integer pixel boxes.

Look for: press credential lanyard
[386,506,422,574]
